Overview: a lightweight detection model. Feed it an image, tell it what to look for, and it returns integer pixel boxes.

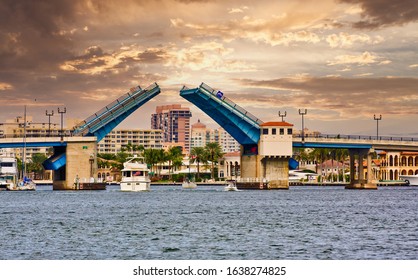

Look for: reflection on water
[1,185,417,260]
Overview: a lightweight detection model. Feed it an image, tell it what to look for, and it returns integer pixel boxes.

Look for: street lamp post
[45,110,54,137]
[299,109,307,142]
[374,114,382,139]
[89,154,94,179]
[58,107,66,141]
[278,111,287,122]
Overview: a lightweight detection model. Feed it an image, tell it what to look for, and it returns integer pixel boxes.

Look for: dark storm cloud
[340,0,418,28]
[0,0,79,70]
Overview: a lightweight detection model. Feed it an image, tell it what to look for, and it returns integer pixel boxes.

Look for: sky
[1,0,418,137]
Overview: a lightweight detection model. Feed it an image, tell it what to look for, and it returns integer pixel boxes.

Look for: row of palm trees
[98,142,224,181]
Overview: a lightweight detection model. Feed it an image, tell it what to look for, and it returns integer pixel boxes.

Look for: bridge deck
[180,83,262,145]
[293,134,418,151]
[72,82,160,141]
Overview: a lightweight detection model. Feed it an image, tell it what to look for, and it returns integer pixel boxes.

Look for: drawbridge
[43,82,161,170]
[180,83,263,146]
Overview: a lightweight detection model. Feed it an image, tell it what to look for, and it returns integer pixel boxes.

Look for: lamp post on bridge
[278,111,287,122]
[299,109,307,142]
[374,114,382,139]
[45,110,54,137]
[58,107,66,141]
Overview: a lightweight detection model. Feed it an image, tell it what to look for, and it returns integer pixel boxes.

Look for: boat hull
[120,181,150,191]
[182,182,197,189]
[399,175,418,186]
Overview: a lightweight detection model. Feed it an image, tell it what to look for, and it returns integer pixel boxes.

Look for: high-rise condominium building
[151,104,192,153]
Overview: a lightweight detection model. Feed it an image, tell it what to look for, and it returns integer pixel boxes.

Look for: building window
[280,128,284,135]
[288,128,292,135]
[272,128,276,135]
[263,128,269,135]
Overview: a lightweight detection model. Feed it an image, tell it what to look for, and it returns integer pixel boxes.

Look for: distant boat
[0,157,18,191]
[399,175,418,186]
[224,180,239,191]
[182,177,197,189]
[0,157,35,191]
[289,170,318,182]
[120,156,150,191]
[8,176,36,191]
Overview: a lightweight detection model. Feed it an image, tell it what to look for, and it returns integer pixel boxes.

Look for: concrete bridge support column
[261,156,289,189]
[53,140,98,190]
[346,148,377,189]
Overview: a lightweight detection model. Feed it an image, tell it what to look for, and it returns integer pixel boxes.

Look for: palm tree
[204,142,224,180]
[311,148,329,182]
[27,153,47,179]
[167,146,183,180]
[143,148,160,176]
[336,149,349,183]
[190,146,206,180]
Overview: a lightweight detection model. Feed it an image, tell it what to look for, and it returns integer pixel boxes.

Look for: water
[0,185,417,260]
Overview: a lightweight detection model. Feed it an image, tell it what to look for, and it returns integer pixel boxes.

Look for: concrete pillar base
[268,179,289,190]
[345,183,378,190]
[53,180,77,190]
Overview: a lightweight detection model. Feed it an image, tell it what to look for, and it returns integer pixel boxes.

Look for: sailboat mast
[23,105,27,178]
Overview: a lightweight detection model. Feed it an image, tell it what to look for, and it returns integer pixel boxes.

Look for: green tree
[27,153,48,179]
[167,146,183,180]
[190,146,207,180]
[204,142,224,180]
[143,148,161,176]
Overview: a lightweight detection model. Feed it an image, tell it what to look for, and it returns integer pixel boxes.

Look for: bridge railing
[199,83,263,126]
[293,133,418,142]
[72,83,159,136]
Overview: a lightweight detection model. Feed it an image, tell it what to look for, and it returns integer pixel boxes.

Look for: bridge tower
[258,121,294,189]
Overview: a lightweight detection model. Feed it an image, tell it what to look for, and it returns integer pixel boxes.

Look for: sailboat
[7,105,36,191]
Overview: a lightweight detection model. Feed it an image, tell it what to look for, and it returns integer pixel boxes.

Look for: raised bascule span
[43,82,161,170]
[180,82,299,171]
[180,83,263,146]
[72,82,161,141]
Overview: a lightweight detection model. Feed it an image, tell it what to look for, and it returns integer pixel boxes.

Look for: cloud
[326,32,384,48]
[165,41,255,72]
[228,6,249,14]
[327,51,385,66]
[0,82,13,90]
[339,0,418,28]
[236,76,418,119]
[171,16,322,46]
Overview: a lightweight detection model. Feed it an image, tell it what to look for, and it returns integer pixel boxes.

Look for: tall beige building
[151,104,192,153]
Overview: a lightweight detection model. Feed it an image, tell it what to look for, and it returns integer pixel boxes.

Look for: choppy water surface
[0,185,417,260]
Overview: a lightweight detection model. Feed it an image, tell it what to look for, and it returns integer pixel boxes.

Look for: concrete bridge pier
[346,148,377,189]
[261,156,289,189]
[52,139,100,190]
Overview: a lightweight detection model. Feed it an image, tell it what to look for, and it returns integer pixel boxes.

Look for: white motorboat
[224,180,239,191]
[120,156,150,191]
[399,175,418,186]
[182,178,197,189]
[289,170,318,182]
